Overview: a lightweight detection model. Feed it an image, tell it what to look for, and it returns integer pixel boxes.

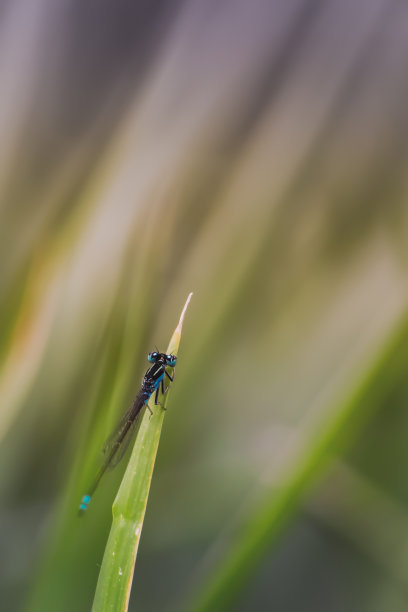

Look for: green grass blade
[91,293,192,612]
[186,312,408,612]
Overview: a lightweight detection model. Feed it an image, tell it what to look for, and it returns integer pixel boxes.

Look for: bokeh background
[1,0,408,610]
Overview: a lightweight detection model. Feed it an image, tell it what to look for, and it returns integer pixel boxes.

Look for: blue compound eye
[148,351,158,363]
[166,354,177,367]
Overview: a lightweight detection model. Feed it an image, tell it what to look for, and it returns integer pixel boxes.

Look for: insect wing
[101,393,146,469]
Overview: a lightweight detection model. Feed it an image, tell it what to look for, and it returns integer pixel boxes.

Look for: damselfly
[78,351,177,515]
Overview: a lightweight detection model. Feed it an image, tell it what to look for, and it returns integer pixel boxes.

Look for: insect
[78,351,177,515]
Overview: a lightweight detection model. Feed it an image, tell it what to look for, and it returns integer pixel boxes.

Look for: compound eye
[166,354,177,367]
[148,351,158,363]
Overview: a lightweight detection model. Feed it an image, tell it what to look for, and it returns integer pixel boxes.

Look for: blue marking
[79,504,86,510]
[153,374,164,390]
[83,494,91,504]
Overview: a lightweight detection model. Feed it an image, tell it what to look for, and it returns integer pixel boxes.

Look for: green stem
[92,293,192,612]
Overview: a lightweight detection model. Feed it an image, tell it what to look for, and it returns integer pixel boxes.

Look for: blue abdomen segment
[78,494,91,514]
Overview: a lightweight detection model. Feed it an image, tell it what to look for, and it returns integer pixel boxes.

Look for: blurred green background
[1,1,408,610]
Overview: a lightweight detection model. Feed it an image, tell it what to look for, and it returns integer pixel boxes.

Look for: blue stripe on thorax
[152,373,164,390]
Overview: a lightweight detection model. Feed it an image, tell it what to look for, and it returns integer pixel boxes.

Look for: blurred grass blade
[186,312,408,612]
[91,293,192,612]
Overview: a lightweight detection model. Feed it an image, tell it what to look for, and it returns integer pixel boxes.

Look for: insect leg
[153,380,167,410]
[165,369,174,382]
[145,397,153,416]
[154,386,165,410]
[159,378,168,410]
